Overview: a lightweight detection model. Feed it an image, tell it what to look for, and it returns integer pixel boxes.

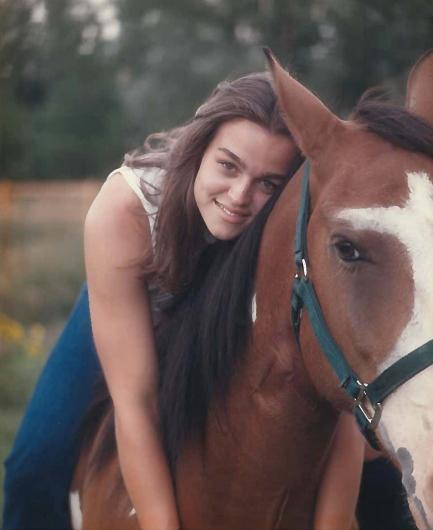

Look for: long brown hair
[125,72,293,292]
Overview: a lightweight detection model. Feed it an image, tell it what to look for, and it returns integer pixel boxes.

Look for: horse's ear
[264,48,342,159]
[406,49,433,126]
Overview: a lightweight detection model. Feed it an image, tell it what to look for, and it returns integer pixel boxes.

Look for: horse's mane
[352,91,433,158]
[79,95,433,482]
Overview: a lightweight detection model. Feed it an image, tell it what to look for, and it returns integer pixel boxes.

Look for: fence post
[0,179,14,311]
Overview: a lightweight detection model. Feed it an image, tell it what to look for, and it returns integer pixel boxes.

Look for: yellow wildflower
[0,313,24,343]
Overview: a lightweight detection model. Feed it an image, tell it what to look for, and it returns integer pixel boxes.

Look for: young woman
[3,71,367,530]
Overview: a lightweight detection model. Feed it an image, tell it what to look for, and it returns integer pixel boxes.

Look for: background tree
[25,1,116,179]
[1,0,126,180]
[0,0,42,179]
[0,0,432,181]
[314,0,433,111]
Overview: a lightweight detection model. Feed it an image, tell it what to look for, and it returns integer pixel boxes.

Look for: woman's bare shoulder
[89,170,148,218]
[84,171,152,270]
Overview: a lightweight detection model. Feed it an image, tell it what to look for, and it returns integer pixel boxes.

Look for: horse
[70,49,433,530]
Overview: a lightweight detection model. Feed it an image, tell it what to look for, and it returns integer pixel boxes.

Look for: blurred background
[0,0,432,518]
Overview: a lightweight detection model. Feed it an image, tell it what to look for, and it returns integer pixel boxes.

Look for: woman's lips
[214,199,250,223]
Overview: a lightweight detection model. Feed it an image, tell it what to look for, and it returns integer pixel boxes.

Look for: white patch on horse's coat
[337,171,433,526]
[70,491,83,530]
[337,171,433,369]
[129,507,136,517]
[251,293,257,322]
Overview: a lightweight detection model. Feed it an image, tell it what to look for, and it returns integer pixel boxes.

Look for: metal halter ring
[295,258,309,280]
[353,380,382,429]
[353,379,368,406]
[356,400,382,430]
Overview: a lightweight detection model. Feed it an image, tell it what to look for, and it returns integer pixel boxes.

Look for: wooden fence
[0,179,101,310]
[0,179,101,224]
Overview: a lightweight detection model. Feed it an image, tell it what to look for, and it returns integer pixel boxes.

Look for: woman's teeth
[215,200,242,217]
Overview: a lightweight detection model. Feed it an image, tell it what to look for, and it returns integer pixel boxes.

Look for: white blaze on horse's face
[337,170,433,529]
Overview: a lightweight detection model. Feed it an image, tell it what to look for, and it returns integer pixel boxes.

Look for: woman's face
[194,118,298,240]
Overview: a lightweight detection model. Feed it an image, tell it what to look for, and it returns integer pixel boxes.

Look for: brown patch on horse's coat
[283,136,417,409]
[312,146,416,351]
[79,457,138,530]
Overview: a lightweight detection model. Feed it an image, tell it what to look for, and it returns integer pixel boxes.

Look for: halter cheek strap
[291,161,433,448]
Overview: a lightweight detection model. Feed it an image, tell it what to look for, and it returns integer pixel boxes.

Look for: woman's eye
[334,240,361,262]
[218,160,236,172]
[260,179,278,194]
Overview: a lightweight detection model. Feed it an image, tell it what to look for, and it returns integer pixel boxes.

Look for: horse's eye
[334,240,361,262]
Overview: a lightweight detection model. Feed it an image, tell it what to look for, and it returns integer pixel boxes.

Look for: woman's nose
[228,179,251,205]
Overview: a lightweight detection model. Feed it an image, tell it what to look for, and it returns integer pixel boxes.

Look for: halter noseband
[291,162,433,448]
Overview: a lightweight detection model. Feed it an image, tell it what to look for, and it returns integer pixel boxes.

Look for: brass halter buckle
[353,380,382,430]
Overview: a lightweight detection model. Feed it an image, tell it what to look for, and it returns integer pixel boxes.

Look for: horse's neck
[176,340,337,529]
[249,175,326,421]
[175,194,339,529]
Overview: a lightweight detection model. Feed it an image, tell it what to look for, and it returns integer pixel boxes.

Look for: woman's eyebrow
[217,147,287,181]
[258,173,287,181]
[217,147,246,169]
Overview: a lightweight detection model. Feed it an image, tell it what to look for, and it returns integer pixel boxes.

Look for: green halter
[291,161,433,448]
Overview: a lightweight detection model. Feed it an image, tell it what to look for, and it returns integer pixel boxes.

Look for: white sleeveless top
[106,165,165,237]
[106,165,169,324]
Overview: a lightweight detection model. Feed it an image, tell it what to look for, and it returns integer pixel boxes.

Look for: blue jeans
[3,284,101,529]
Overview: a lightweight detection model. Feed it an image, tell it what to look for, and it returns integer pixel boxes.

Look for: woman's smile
[213,199,250,223]
[194,118,297,240]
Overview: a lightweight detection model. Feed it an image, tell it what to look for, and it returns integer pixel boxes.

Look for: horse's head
[266,49,433,529]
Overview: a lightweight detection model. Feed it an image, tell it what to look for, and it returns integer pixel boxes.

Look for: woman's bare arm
[84,172,180,530]
[314,412,365,530]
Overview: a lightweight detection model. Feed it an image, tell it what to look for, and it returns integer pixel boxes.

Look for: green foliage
[0,348,45,407]
[0,0,127,180]
[1,0,432,181]
[0,348,46,523]
[0,0,39,178]
[320,0,433,111]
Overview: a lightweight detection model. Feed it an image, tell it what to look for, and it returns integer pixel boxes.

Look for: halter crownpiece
[291,161,433,448]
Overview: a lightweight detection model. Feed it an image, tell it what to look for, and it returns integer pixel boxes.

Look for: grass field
[0,179,100,521]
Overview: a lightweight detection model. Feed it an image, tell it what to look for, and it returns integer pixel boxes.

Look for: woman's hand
[314,413,365,530]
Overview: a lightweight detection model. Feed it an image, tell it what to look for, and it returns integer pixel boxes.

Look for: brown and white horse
[71,50,433,530]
